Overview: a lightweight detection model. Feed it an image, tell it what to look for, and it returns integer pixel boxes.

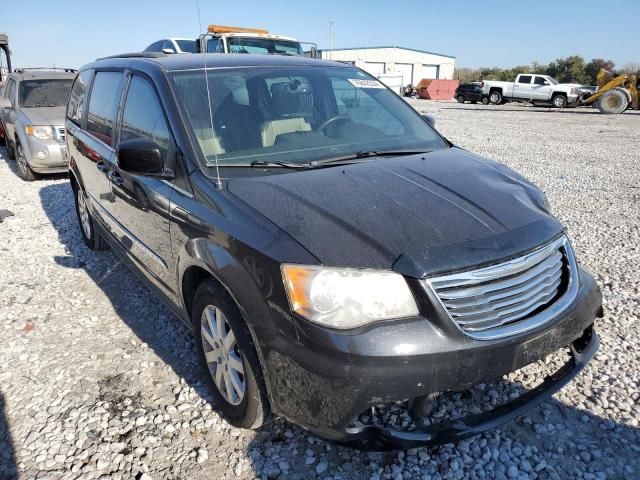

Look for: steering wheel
[317,115,350,133]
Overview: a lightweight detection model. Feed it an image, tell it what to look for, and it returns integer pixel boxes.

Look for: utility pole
[329,18,334,60]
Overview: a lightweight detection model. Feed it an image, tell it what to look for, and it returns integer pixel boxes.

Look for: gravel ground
[1,102,639,480]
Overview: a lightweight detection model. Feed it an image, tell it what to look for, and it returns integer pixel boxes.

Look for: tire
[489,91,502,104]
[456,95,465,103]
[73,184,108,251]
[16,143,38,181]
[598,90,628,114]
[6,138,16,160]
[193,279,270,429]
[551,94,567,108]
[481,96,490,105]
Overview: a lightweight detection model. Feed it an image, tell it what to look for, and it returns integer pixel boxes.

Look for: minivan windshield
[170,66,448,170]
[19,79,73,107]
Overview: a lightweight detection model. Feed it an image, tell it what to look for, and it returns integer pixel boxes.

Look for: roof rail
[13,67,77,73]
[96,52,166,61]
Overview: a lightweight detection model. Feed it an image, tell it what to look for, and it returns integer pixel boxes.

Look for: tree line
[455,56,638,85]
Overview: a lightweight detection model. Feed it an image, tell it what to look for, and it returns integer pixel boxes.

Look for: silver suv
[0,69,75,180]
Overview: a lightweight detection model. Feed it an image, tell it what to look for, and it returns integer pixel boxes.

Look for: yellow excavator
[582,68,639,114]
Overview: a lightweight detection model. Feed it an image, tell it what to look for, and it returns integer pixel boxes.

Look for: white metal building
[318,46,456,89]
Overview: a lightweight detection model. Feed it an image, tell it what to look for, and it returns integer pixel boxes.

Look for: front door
[103,73,176,298]
[531,76,553,100]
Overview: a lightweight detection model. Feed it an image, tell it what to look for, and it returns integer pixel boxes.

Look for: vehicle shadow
[0,391,18,480]
[38,181,639,479]
[38,181,215,418]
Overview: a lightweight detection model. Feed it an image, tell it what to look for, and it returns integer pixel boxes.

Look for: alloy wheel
[201,305,246,405]
[77,189,92,239]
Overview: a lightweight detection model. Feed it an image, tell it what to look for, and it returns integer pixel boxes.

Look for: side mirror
[116,138,169,177]
[162,48,176,54]
[0,97,12,109]
[421,114,436,128]
[543,81,550,86]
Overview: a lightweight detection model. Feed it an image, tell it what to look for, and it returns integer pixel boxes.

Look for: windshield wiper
[249,160,312,170]
[311,149,429,167]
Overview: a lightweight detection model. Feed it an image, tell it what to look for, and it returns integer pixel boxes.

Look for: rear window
[86,71,124,146]
[517,75,532,84]
[19,79,73,107]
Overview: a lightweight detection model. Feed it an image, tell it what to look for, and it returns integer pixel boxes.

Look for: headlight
[281,264,419,329]
[25,125,54,140]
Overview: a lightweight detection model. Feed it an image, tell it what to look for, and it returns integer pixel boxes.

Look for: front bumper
[24,136,68,172]
[258,268,602,448]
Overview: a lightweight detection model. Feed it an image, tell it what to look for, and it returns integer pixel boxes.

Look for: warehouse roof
[319,45,456,59]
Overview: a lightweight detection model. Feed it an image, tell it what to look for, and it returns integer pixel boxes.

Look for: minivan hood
[20,106,66,126]
[227,148,564,277]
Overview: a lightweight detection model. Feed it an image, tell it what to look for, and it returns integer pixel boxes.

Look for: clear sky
[2,0,637,70]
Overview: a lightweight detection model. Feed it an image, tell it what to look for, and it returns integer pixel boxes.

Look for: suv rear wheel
[16,144,38,181]
[73,185,108,250]
[456,94,465,103]
[193,279,270,429]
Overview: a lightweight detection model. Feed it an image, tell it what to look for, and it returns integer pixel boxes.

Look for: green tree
[546,55,588,84]
[584,58,616,84]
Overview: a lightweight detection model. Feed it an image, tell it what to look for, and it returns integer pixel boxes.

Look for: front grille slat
[425,236,574,340]
[446,275,562,317]
[462,288,561,332]
[438,252,563,302]
[454,278,561,325]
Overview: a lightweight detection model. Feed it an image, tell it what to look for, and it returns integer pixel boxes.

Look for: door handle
[108,171,123,186]
[96,160,108,172]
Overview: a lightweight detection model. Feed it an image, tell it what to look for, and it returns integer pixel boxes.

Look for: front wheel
[193,280,270,429]
[456,95,465,103]
[552,95,567,108]
[73,186,108,250]
[481,96,490,105]
[489,91,502,104]
[598,90,628,114]
[16,144,38,181]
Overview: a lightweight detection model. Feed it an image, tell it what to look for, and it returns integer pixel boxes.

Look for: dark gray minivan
[66,52,602,450]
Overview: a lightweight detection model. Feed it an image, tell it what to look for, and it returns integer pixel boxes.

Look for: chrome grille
[54,126,66,144]
[425,236,577,340]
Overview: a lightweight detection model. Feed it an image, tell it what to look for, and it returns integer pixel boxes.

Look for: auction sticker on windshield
[347,78,386,89]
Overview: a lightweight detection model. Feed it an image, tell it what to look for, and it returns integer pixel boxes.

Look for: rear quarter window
[67,70,94,126]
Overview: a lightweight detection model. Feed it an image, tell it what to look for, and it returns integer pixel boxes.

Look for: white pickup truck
[481,74,581,107]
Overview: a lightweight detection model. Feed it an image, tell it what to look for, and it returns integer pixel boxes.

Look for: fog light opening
[35,151,48,160]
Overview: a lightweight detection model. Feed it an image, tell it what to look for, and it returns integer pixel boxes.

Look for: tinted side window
[534,76,547,85]
[67,70,93,125]
[87,71,124,146]
[161,40,176,52]
[120,76,170,161]
[145,41,163,52]
[518,75,532,84]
